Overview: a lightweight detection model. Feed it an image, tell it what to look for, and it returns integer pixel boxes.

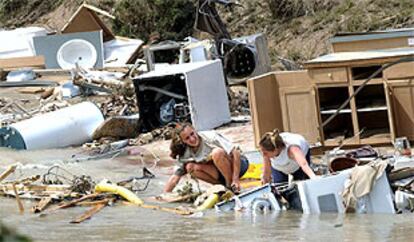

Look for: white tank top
[270,132,309,174]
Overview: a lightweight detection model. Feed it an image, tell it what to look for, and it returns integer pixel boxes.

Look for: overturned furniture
[248,28,414,147]
[133,60,231,132]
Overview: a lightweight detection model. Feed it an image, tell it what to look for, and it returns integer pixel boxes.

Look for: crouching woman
[259,129,316,184]
[163,123,249,193]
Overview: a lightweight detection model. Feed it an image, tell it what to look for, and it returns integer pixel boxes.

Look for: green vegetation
[0,0,64,28]
[0,0,414,68]
[111,0,196,42]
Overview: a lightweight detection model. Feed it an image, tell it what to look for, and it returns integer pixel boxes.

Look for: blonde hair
[259,129,285,151]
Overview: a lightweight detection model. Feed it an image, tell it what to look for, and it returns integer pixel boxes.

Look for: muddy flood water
[1,127,414,242]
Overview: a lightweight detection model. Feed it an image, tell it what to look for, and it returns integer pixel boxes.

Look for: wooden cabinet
[279,86,321,144]
[248,62,414,147]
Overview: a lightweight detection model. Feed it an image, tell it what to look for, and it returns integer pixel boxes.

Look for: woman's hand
[261,175,271,185]
[231,178,241,194]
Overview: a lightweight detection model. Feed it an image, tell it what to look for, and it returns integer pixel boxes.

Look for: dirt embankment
[1,0,414,69]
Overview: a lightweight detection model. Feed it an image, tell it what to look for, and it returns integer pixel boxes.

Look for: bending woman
[164,123,249,193]
[259,129,316,184]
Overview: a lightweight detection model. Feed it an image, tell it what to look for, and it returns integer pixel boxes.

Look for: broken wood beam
[121,201,193,216]
[31,197,53,213]
[12,183,24,214]
[0,184,71,193]
[4,175,40,185]
[140,204,193,215]
[0,56,45,70]
[51,193,106,211]
[76,198,112,207]
[0,165,17,183]
[70,202,107,224]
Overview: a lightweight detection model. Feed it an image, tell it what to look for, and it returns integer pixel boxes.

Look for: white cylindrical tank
[0,102,104,150]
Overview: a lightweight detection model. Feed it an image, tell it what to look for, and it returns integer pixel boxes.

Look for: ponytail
[259,129,285,151]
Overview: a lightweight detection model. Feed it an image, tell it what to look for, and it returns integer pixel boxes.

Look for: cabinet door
[247,73,283,146]
[389,80,414,140]
[280,86,321,144]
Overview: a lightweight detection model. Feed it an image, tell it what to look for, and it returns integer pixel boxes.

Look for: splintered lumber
[76,198,112,207]
[31,197,53,213]
[153,194,198,203]
[0,56,45,70]
[122,201,193,216]
[70,202,107,224]
[12,184,24,214]
[141,204,193,216]
[4,175,40,185]
[0,184,71,199]
[0,165,17,182]
[51,193,103,211]
[0,184,71,193]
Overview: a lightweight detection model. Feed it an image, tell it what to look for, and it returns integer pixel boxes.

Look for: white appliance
[296,168,395,214]
[0,102,104,150]
[133,60,231,131]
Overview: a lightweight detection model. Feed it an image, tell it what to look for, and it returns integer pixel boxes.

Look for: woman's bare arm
[288,146,316,179]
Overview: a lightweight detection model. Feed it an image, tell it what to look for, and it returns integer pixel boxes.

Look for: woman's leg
[271,167,289,184]
[185,162,221,184]
[211,148,234,187]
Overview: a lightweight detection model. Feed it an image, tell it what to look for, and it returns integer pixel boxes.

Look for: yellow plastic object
[241,163,263,180]
[196,193,219,211]
[95,181,144,205]
[240,180,262,189]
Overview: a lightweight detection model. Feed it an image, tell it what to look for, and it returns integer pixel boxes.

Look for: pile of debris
[0,164,199,223]
[0,1,271,152]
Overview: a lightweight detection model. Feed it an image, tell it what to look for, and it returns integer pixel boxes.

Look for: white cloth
[270,132,309,174]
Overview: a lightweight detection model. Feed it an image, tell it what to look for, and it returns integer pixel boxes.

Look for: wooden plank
[332,37,410,53]
[31,197,53,213]
[0,184,70,192]
[0,56,45,70]
[304,55,413,69]
[76,199,112,207]
[0,165,17,182]
[51,193,104,211]
[70,202,107,224]
[140,204,193,216]
[18,87,47,94]
[12,183,24,214]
